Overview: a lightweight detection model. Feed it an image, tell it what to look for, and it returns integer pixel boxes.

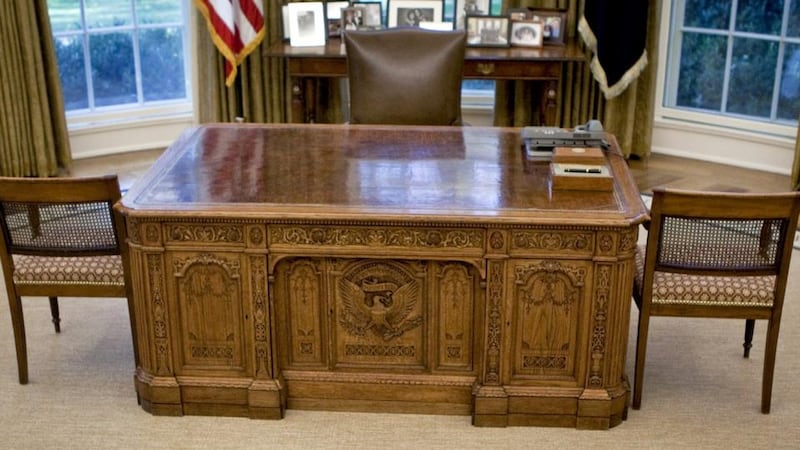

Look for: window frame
[49,0,194,130]
[655,0,798,141]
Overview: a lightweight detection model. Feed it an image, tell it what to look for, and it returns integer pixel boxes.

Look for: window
[47,0,191,122]
[662,0,800,129]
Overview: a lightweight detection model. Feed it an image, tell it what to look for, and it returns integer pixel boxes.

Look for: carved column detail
[588,263,612,388]
[146,253,172,376]
[250,255,270,378]
[484,260,504,385]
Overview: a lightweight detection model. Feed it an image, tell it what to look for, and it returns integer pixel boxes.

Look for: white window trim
[64,0,197,160]
[652,0,796,175]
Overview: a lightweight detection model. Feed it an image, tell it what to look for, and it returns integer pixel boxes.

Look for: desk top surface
[120,124,646,226]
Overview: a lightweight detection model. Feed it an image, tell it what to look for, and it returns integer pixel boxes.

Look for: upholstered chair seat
[634,245,776,307]
[12,254,125,286]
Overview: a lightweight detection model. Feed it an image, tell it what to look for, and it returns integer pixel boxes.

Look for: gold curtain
[0,0,71,177]
[497,0,660,159]
[793,120,800,190]
[195,1,344,124]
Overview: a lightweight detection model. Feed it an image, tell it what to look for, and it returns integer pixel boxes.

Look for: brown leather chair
[344,27,466,125]
[0,175,138,384]
[632,187,800,413]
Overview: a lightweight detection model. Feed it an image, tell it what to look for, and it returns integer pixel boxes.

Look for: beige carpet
[2,244,800,448]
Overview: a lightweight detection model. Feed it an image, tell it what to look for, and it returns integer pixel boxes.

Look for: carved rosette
[270,225,483,250]
[127,217,142,244]
[618,228,638,255]
[589,264,611,388]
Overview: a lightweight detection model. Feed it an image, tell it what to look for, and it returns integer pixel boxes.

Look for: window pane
[85,0,132,28]
[140,28,186,101]
[54,35,88,110]
[684,0,730,29]
[789,0,800,37]
[727,37,778,117]
[735,0,783,35]
[778,43,800,120]
[48,0,83,33]
[676,33,727,111]
[135,0,182,25]
[90,32,137,107]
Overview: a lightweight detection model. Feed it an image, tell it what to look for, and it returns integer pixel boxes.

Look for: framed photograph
[387,0,443,27]
[354,1,383,28]
[288,2,327,47]
[341,6,364,32]
[455,0,491,30]
[529,10,566,45]
[465,15,509,47]
[326,1,350,36]
[510,20,543,48]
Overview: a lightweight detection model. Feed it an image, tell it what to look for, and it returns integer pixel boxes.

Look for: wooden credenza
[118,124,647,429]
[265,39,585,126]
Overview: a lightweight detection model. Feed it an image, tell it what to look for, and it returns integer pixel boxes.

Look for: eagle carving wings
[338,277,422,340]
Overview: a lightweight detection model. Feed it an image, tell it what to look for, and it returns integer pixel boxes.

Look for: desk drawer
[287,58,347,77]
[463,60,561,80]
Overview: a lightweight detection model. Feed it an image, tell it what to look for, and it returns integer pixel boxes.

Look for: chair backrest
[344,27,466,125]
[645,187,800,281]
[0,175,125,259]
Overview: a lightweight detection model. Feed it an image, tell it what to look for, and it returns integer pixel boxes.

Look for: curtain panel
[0,0,71,177]
[498,0,659,159]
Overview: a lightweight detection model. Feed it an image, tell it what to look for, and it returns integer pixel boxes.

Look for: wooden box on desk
[553,146,606,165]
[550,163,614,191]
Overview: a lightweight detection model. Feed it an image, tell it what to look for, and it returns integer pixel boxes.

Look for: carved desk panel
[118,124,648,429]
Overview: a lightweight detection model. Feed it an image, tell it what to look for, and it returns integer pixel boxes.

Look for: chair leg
[632,305,651,410]
[7,294,29,384]
[743,319,755,358]
[761,318,782,414]
[48,296,61,333]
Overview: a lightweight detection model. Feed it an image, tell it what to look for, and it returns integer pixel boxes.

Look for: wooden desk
[265,39,585,126]
[119,124,647,429]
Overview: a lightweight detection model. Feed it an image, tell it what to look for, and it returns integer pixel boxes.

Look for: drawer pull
[476,63,495,75]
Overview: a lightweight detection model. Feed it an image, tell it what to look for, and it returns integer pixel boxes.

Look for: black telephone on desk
[521,120,608,155]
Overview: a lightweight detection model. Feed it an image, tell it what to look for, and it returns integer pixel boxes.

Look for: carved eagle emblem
[339,277,422,340]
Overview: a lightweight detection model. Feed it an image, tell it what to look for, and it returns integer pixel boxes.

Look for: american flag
[194,0,266,86]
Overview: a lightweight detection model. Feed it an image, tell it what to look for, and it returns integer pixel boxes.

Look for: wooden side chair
[632,187,800,413]
[0,175,138,384]
[344,27,466,125]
